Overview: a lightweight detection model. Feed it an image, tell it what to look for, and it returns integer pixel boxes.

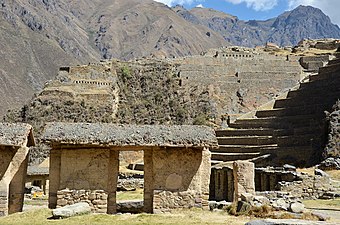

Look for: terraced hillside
[214,55,340,167]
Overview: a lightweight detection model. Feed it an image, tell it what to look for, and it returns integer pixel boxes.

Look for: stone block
[52,202,91,218]
[233,161,255,201]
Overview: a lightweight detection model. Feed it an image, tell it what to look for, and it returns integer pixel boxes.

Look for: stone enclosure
[0,123,35,216]
[42,123,217,213]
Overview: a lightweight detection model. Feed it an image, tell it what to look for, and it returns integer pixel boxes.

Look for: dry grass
[116,188,143,201]
[303,199,340,210]
[0,208,251,225]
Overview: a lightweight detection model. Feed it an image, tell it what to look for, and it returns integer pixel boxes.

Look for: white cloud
[153,0,197,6]
[224,0,278,11]
[288,0,340,26]
[196,4,204,8]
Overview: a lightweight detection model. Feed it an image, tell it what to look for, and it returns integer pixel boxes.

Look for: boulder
[311,211,331,221]
[272,199,289,211]
[117,200,143,214]
[52,202,91,218]
[237,201,251,213]
[241,193,254,202]
[314,169,329,177]
[317,158,340,171]
[283,164,297,172]
[289,202,305,213]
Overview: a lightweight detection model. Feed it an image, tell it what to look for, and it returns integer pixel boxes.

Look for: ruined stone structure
[210,162,335,203]
[42,61,119,116]
[42,123,217,213]
[0,123,35,216]
[173,47,302,122]
[213,55,340,167]
[233,161,255,201]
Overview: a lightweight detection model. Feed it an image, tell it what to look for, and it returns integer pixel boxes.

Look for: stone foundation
[57,189,108,213]
[277,175,333,199]
[153,190,208,212]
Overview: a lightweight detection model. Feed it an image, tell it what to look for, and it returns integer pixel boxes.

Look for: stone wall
[57,189,108,213]
[173,49,302,124]
[150,147,211,211]
[60,149,110,190]
[49,148,119,213]
[153,190,205,212]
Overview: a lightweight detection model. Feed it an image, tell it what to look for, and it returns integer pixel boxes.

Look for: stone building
[0,123,35,216]
[42,123,217,213]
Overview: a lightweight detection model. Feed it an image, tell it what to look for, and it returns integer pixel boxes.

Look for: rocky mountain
[1,1,340,117]
[0,0,226,116]
[175,5,340,47]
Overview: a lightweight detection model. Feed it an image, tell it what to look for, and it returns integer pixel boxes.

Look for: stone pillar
[233,161,255,202]
[49,148,61,209]
[8,156,28,214]
[200,148,211,209]
[107,149,119,214]
[227,169,234,202]
[144,149,154,213]
[0,185,8,217]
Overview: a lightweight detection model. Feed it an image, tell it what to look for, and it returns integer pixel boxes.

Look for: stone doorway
[117,150,144,213]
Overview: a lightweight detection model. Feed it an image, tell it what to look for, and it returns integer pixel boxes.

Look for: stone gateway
[42,123,217,213]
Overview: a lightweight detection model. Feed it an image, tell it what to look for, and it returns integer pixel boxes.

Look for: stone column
[8,155,28,214]
[49,147,61,209]
[144,149,154,213]
[107,149,119,214]
[227,169,234,202]
[200,148,211,209]
[233,161,255,202]
[0,185,9,217]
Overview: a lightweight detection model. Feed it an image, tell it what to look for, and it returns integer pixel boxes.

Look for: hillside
[0,0,227,116]
[175,5,340,47]
[2,1,340,117]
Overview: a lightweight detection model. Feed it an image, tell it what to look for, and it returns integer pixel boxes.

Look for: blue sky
[154,0,340,26]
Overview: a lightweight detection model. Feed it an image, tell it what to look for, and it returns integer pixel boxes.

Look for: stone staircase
[213,57,340,167]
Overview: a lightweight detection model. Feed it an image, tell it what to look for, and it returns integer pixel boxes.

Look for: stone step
[215,128,274,137]
[309,70,340,81]
[260,145,320,167]
[273,97,336,108]
[211,152,261,162]
[327,58,340,65]
[256,104,330,118]
[287,87,340,98]
[230,115,320,129]
[217,136,275,145]
[273,126,324,136]
[318,63,340,74]
[299,76,340,90]
[276,134,321,147]
[214,145,277,153]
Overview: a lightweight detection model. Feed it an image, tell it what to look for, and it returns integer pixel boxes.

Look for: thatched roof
[0,123,35,147]
[42,123,218,148]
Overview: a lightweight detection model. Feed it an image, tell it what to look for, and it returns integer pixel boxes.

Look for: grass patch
[116,189,144,201]
[0,208,250,225]
[303,199,340,210]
